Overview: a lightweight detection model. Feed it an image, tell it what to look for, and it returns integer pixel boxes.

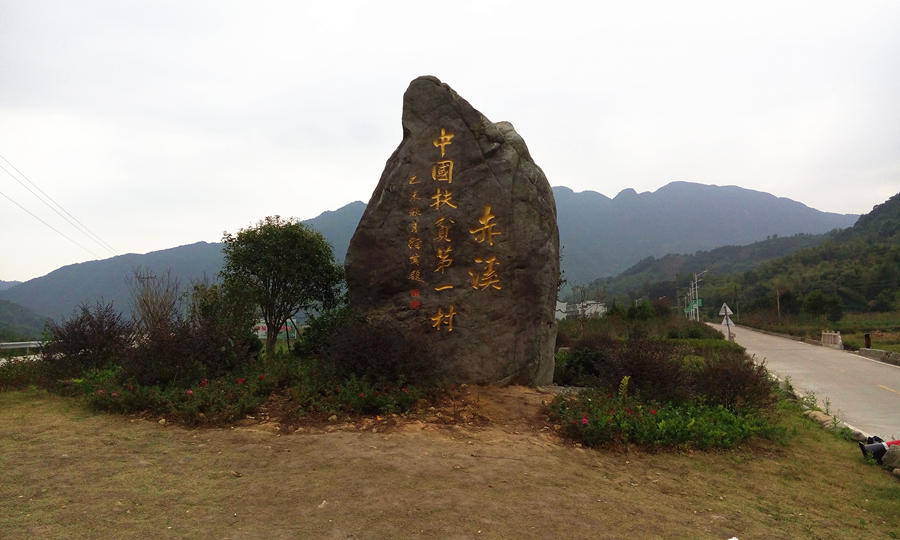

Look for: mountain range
[0,182,858,335]
[0,280,21,292]
[554,182,855,284]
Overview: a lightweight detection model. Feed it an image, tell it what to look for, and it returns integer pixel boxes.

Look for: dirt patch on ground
[235,385,562,440]
[3,387,900,540]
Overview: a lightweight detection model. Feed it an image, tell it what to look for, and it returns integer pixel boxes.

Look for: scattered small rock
[328,415,338,422]
[893,468,900,478]
[803,410,832,425]
[158,419,166,426]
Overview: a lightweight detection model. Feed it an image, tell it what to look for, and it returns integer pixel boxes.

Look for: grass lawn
[2,388,899,540]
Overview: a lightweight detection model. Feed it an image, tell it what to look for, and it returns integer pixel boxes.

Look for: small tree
[221,216,344,354]
[128,267,180,332]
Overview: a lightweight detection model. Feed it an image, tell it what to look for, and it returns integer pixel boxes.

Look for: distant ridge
[593,232,834,299]
[0,201,366,323]
[555,182,857,283]
[0,183,857,323]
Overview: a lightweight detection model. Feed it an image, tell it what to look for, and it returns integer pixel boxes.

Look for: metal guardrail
[0,341,42,351]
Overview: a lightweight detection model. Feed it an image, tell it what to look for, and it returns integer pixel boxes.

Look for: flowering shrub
[548,377,780,450]
[79,351,427,423]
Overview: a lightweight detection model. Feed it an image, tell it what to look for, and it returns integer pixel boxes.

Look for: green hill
[0,202,366,323]
[616,192,900,317]
[736,192,900,314]
[0,299,46,341]
[591,232,835,301]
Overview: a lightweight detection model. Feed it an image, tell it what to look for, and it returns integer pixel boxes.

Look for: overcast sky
[1,1,898,282]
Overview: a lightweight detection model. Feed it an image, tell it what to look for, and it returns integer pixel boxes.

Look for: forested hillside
[686,192,900,320]
[595,191,899,322]
[590,232,834,300]
[0,299,45,341]
[735,192,900,315]
[0,280,21,292]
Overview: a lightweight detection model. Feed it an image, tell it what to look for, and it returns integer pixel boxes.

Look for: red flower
[200,380,208,387]
[650,409,657,415]
[97,390,105,395]
[582,415,588,426]
[112,392,120,398]
[360,393,365,397]
[187,390,194,395]
[259,374,264,380]
[237,378,245,384]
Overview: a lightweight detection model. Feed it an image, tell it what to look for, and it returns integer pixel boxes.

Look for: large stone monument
[344,76,559,386]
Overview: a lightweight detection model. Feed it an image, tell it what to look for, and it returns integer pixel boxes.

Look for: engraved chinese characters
[406,127,461,327]
[345,76,559,387]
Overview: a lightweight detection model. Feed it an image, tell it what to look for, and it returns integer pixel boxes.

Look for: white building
[564,301,607,320]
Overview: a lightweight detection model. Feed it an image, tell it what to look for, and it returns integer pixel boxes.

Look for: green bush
[293,306,364,358]
[119,317,205,388]
[118,282,259,388]
[79,350,428,423]
[555,334,694,404]
[82,367,271,422]
[548,380,780,450]
[0,356,45,391]
[306,314,440,387]
[665,320,725,340]
[693,350,778,413]
[555,329,775,413]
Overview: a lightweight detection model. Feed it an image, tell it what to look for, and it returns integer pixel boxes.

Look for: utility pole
[675,274,680,318]
[688,270,708,321]
[776,289,781,321]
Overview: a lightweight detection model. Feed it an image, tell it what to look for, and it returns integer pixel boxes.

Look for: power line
[0,154,122,258]
[0,188,103,259]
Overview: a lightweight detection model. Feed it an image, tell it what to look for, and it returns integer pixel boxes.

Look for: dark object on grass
[859,436,900,464]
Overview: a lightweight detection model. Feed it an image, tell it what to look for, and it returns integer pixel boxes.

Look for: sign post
[719,303,734,343]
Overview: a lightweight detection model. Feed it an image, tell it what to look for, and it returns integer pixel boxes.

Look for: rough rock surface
[345,76,559,386]
[882,445,900,469]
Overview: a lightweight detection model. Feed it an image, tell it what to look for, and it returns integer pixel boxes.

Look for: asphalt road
[727,324,900,439]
